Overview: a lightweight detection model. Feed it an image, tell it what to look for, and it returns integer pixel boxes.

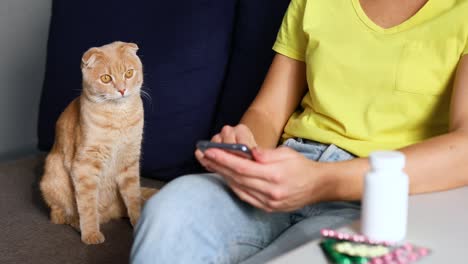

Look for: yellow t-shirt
[274,0,468,157]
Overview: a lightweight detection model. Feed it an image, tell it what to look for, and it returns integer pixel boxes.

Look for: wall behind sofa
[0,0,51,160]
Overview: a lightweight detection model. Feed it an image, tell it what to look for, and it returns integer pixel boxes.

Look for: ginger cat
[40,41,156,245]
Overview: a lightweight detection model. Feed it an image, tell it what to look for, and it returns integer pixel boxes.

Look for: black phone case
[196,141,253,160]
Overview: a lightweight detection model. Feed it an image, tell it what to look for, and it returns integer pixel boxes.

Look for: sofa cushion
[213,0,290,133]
[38,0,237,181]
[0,155,164,264]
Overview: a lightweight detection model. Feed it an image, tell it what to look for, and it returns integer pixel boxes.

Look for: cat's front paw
[50,208,67,225]
[82,231,105,245]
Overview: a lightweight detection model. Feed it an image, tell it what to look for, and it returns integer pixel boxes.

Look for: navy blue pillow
[213,0,290,132]
[38,0,237,181]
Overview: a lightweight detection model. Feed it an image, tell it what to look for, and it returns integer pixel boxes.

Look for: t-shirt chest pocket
[395,39,460,96]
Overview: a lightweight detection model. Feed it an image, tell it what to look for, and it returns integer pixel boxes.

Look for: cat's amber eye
[125,69,134,79]
[100,74,112,84]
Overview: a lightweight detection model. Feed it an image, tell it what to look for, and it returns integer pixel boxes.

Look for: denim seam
[290,204,323,224]
[212,235,268,264]
[318,144,339,162]
[233,235,269,249]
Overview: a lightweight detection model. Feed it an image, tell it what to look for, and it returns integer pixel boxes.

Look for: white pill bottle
[361,151,409,242]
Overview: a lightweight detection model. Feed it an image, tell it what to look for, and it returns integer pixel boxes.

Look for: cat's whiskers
[88,93,109,104]
[140,88,153,108]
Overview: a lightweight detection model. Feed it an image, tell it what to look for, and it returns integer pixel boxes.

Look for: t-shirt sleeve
[273,0,307,62]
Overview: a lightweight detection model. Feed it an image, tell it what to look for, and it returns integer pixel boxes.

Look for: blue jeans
[131,138,360,264]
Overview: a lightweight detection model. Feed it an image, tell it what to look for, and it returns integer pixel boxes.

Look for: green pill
[320,239,355,264]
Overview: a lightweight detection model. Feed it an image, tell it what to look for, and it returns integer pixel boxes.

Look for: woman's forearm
[325,131,468,201]
[239,54,307,148]
[401,131,468,193]
[240,107,283,148]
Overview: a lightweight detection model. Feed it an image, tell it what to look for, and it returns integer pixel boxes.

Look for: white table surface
[269,187,468,264]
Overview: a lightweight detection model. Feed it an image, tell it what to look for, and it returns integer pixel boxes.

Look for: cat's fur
[40,41,156,245]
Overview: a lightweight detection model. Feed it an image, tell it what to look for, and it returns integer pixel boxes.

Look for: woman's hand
[195,124,257,172]
[211,124,258,148]
[198,146,336,212]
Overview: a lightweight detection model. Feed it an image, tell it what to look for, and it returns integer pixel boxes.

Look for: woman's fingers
[195,149,204,160]
[227,180,273,212]
[202,154,241,179]
[225,169,279,199]
[211,133,222,143]
[228,179,289,212]
[202,152,281,199]
[212,125,257,147]
[195,149,215,172]
[204,148,274,181]
[220,125,237,144]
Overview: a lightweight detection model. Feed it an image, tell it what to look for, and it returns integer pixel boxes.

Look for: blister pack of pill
[319,229,430,264]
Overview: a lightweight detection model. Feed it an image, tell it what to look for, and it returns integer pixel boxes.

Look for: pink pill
[403,244,413,251]
[409,253,419,261]
[384,254,394,261]
[371,258,384,264]
[395,249,405,256]
[419,248,429,256]
[395,259,408,264]
[395,255,407,262]
[320,230,326,236]
[355,235,366,242]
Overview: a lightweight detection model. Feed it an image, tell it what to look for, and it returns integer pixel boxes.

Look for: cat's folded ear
[120,42,139,55]
[81,47,103,69]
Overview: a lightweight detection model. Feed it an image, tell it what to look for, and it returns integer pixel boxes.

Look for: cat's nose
[119,89,127,96]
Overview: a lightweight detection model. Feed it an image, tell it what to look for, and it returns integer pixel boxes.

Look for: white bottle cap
[369,151,405,170]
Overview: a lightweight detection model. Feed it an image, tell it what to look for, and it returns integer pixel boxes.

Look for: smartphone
[196,140,254,160]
